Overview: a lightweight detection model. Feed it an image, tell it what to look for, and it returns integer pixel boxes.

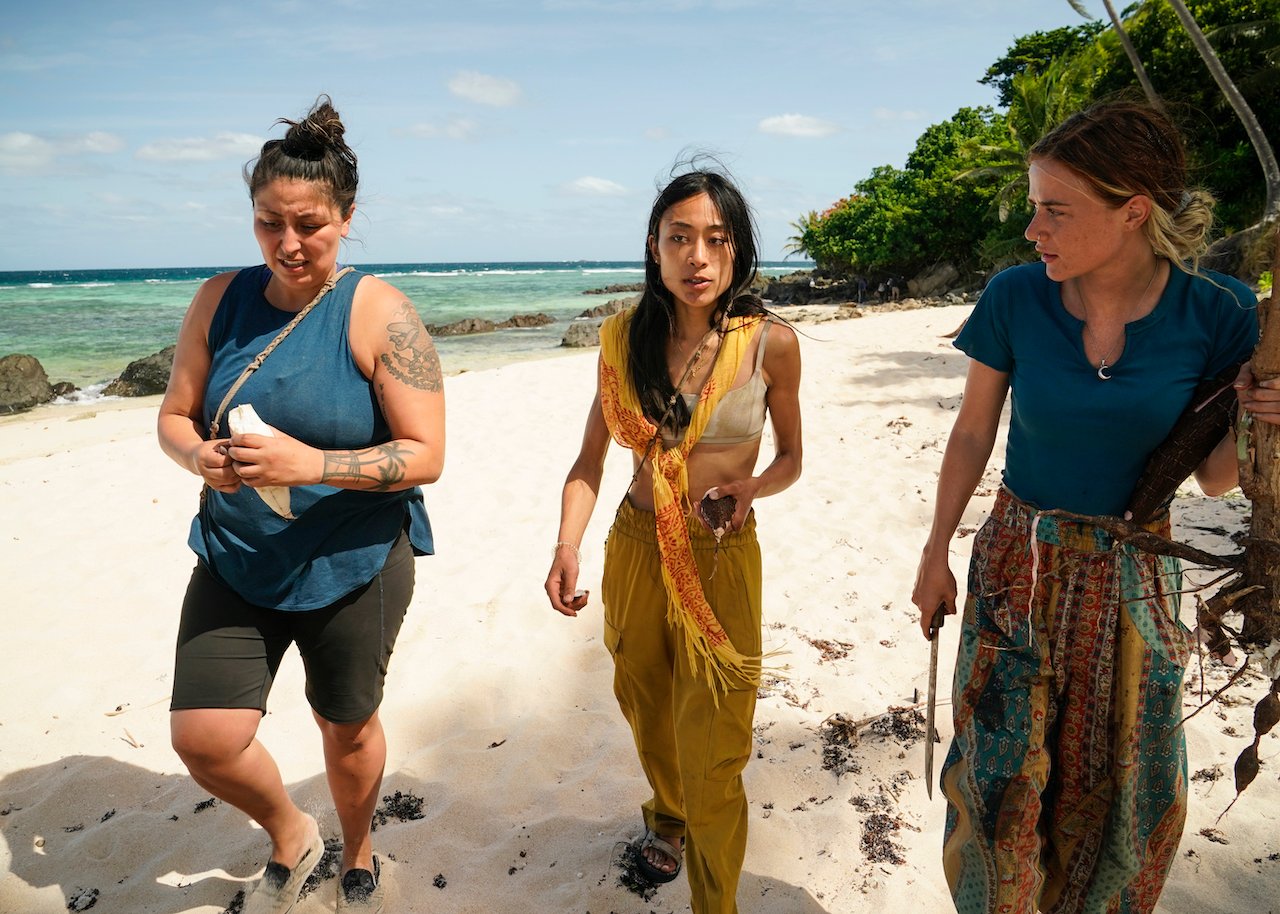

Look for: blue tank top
[189,265,434,610]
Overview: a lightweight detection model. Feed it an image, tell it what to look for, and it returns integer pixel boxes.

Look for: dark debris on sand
[1192,765,1225,782]
[371,789,426,831]
[433,873,448,889]
[819,716,862,778]
[66,887,99,911]
[194,797,218,814]
[221,891,245,914]
[300,838,343,898]
[612,841,660,901]
[820,706,927,779]
[869,707,926,744]
[803,635,854,662]
[860,812,907,866]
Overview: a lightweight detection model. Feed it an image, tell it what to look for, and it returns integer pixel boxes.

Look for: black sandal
[632,829,683,885]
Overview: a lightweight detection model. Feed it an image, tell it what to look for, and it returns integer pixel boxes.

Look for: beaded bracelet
[554,541,582,564]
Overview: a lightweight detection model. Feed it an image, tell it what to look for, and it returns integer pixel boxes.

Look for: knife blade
[925,603,945,799]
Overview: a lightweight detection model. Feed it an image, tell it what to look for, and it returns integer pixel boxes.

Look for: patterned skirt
[941,488,1190,914]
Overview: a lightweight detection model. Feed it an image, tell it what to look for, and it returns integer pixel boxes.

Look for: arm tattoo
[379,302,443,392]
[322,442,412,491]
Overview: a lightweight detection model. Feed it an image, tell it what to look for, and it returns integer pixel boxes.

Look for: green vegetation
[797,0,1280,280]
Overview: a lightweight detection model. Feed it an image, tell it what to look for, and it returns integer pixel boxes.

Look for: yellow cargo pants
[602,498,762,914]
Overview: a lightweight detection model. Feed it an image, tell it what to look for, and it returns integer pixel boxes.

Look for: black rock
[496,312,555,329]
[577,297,634,319]
[581,282,644,295]
[0,353,55,414]
[427,317,497,337]
[103,346,175,397]
[561,320,603,348]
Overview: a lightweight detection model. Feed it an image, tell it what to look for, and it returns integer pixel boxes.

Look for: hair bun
[247,95,359,216]
[279,99,345,161]
[280,128,325,161]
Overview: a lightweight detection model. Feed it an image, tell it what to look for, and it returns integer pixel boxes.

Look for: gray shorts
[171,532,413,724]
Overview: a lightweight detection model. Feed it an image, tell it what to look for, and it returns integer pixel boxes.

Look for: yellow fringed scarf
[599,307,764,693]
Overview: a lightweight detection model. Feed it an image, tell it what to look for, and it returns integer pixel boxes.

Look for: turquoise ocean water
[0,261,804,399]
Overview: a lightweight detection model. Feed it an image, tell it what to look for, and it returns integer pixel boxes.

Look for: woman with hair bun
[545,168,802,914]
[158,96,443,913]
[913,99,1270,913]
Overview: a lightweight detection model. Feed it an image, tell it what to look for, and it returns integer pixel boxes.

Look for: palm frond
[1066,0,1093,20]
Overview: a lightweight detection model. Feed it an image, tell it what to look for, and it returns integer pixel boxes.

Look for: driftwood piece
[1036,509,1244,568]
[1126,362,1244,524]
[1218,228,1280,813]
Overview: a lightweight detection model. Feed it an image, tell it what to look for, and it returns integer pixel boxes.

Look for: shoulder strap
[208,266,354,439]
[754,318,773,371]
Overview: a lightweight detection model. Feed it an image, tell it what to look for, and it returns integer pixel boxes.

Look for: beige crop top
[662,319,772,449]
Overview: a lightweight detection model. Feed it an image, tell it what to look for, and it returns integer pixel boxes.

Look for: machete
[925,604,945,799]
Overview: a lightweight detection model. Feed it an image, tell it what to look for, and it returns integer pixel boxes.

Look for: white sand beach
[1,304,1278,914]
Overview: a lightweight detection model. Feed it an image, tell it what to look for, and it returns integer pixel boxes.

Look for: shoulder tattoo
[379,301,443,392]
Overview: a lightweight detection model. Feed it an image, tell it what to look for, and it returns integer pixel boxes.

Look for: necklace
[1076,264,1160,381]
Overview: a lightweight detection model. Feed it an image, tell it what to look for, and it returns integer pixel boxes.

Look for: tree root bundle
[1038,506,1280,812]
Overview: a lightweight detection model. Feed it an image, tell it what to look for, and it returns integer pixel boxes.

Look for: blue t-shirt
[955,262,1257,516]
[190,265,434,610]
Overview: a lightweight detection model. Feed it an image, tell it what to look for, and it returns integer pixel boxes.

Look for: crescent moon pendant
[1097,364,1112,381]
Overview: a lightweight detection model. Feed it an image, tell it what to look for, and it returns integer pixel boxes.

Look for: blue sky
[2,0,1089,270]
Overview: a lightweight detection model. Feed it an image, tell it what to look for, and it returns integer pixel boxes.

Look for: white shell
[227,404,295,519]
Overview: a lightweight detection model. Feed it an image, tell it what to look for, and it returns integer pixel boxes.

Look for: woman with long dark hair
[545,168,802,914]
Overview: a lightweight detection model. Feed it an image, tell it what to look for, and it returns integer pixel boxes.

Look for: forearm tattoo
[379,302,443,392]
[322,442,412,491]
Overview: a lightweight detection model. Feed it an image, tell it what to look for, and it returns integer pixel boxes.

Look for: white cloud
[873,107,927,122]
[0,130,126,173]
[0,132,54,171]
[558,176,628,197]
[73,132,126,154]
[757,114,839,138]
[644,126,671,141]
[403,117,479,141]
[447,70,523,107]
[135,132,263,162]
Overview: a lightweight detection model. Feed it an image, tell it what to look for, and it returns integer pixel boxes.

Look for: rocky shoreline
[0,267,978,415]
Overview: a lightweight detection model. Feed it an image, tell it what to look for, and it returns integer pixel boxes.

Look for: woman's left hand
[697,477,760,534]
[228,426,324,488]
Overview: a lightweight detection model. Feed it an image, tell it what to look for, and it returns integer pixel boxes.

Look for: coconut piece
[699,489,737,540]
[1125,362,1243,524]
[227,404,295,520]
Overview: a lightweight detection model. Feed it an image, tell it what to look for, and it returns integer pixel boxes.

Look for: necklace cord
[1076,262,1160,374]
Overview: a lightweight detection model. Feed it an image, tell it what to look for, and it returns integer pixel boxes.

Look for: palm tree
[783,211,819,261]
[958,60,1084,221]
[1159,0,1280,810]
[1066,0,1163,110]
[1163,0,1280,223]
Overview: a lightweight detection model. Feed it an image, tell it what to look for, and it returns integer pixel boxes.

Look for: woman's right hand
[192,438,242,493]
[545,546,589,617]
[913,549,957,640]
